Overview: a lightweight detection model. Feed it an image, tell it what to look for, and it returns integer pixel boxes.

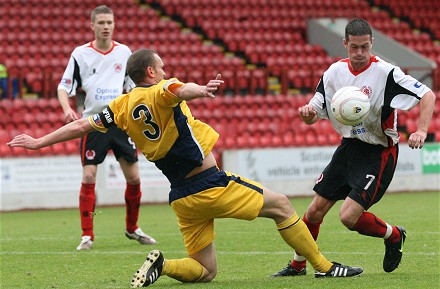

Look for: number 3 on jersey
[132,104,160,140]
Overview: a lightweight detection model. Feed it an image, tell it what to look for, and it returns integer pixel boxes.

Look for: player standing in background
[271,18,436,277]
[57,5,156,250]
[8,48,364,287]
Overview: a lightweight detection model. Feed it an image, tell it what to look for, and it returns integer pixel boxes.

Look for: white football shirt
[309,55,431,147]
[58,41,135,118]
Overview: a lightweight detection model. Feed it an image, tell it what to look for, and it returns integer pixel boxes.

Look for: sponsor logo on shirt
[414,82,422,88]
[103,108,113,124]
[94,87,120,101]
[60,78,72,85]
[351,126,366,135]
[92,114,103,127]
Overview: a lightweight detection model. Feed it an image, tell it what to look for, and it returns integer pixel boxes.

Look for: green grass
[1,192,439,289]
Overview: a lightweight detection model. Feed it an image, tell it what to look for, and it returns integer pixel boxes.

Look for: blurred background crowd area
[1,0,439,158]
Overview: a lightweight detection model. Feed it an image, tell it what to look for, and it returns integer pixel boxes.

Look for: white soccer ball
[331,86,370,126]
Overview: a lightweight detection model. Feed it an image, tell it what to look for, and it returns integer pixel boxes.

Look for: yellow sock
[162,258,205,283]
[277,213,332,272]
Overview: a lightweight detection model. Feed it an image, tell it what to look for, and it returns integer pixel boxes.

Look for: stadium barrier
[1,143,438,211]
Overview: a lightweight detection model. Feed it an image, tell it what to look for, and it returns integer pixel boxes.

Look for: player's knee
[274,193,293,215]
[260,191,293,221]
[192,264,217,283]
[306,206,325,223]
[339,212,357,229]
[200,269,217,282]
[124,170,140,184]
[82,174,96,184]
[126,177,140,184]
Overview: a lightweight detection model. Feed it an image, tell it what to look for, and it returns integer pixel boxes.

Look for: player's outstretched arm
[178,74,224,101]
[7,118,95,150]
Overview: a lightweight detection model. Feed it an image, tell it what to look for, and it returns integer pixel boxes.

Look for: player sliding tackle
[8,49,363,287]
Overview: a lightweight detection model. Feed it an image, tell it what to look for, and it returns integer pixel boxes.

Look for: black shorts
[313,138,398,210]
[79,126,138,166]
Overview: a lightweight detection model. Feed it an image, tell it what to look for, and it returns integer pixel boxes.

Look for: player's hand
[408,130,427,149]
[7,134,40,150]
[205,74,224,98]
[64,108,79,123]
[298,104,317,124]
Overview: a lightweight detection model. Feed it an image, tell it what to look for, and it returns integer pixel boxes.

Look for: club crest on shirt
[360,86,372,97]
[114,63,122,73]
[85,150,96,160]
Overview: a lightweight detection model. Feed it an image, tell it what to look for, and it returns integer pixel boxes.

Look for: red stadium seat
[327,133,341,145]
[65,140,79,154]
[2,0,438,157]
[52,143,66,155]
[405,119,418,134]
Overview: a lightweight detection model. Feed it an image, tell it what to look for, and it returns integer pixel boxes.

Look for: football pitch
[1,191,439,289]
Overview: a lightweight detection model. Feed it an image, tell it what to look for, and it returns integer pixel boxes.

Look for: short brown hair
[91,5,113,23]
[127,49,158,84]
[345,18,372,41]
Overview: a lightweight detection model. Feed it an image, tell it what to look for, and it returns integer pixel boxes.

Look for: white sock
[383,223,393,239]
[293,253,306,262]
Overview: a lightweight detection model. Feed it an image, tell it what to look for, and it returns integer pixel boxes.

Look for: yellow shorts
[169,167,264,255]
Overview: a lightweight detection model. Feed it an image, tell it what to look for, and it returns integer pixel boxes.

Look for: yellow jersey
[89,78,219,182]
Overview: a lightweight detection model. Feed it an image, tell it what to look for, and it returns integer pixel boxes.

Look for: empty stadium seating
[153,0,439,92]
[0,97,78,157]
[2,0,439,98]
[1,0,439,158]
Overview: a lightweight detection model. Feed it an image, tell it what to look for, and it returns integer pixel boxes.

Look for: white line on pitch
[0,250,438,256]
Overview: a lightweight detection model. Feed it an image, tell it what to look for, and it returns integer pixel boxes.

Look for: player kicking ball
[270,18,435,278]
